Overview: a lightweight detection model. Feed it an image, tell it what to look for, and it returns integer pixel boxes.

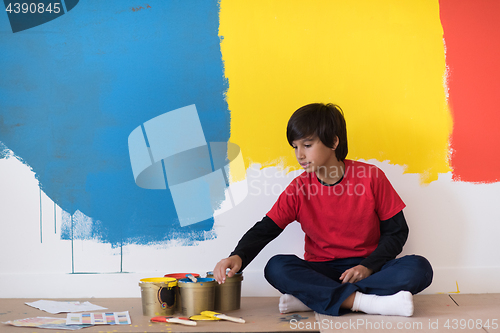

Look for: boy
[213,103,432,317]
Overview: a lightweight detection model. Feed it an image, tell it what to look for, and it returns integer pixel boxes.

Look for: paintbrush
[190,314,221,321]
[200,311,245,323]
[151,316,197,326]
[186,274,198,282]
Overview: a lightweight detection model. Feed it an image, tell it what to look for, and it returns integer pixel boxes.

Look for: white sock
[351,291,414,317]
[279,294,313,313]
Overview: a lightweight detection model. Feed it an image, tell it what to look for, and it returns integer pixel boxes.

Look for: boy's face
[291,136,338,173]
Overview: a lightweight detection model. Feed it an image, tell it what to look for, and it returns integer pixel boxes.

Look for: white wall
[1,151,500,298]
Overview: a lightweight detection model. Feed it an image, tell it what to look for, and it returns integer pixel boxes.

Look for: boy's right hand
[213,255,242,284]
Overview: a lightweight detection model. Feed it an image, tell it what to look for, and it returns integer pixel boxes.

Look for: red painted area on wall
[440,0,500,183]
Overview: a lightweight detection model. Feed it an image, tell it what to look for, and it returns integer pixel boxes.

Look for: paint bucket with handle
[206,271,243,311]
[164,273,200,313]
[139,277,177,316]
[178,277,216,317]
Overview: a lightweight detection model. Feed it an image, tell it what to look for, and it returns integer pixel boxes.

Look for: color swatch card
[66,311,131,325]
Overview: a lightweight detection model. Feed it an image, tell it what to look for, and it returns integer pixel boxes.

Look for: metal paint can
[178,277,216,317]
[139,277,177,316]
[164,273,200,313]
[206,271,243,311]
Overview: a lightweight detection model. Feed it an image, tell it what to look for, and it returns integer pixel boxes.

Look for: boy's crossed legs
[264,254,433,317]
[280,290,414,316]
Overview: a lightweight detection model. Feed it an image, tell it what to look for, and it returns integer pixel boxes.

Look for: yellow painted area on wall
[220,0,452,184]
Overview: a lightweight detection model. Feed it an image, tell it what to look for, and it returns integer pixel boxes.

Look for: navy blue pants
[264,254,433,316]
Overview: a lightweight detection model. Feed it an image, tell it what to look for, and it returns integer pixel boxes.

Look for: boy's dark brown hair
[286,103,348,161]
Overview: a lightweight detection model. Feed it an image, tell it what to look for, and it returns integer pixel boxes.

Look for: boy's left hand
[339,265,373,284]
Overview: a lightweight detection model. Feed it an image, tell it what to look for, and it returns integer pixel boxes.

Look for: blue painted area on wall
[0,0,229,245]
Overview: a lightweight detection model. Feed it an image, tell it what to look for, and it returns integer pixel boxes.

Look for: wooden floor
[317,293,500,333]
[1,294,499,332]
